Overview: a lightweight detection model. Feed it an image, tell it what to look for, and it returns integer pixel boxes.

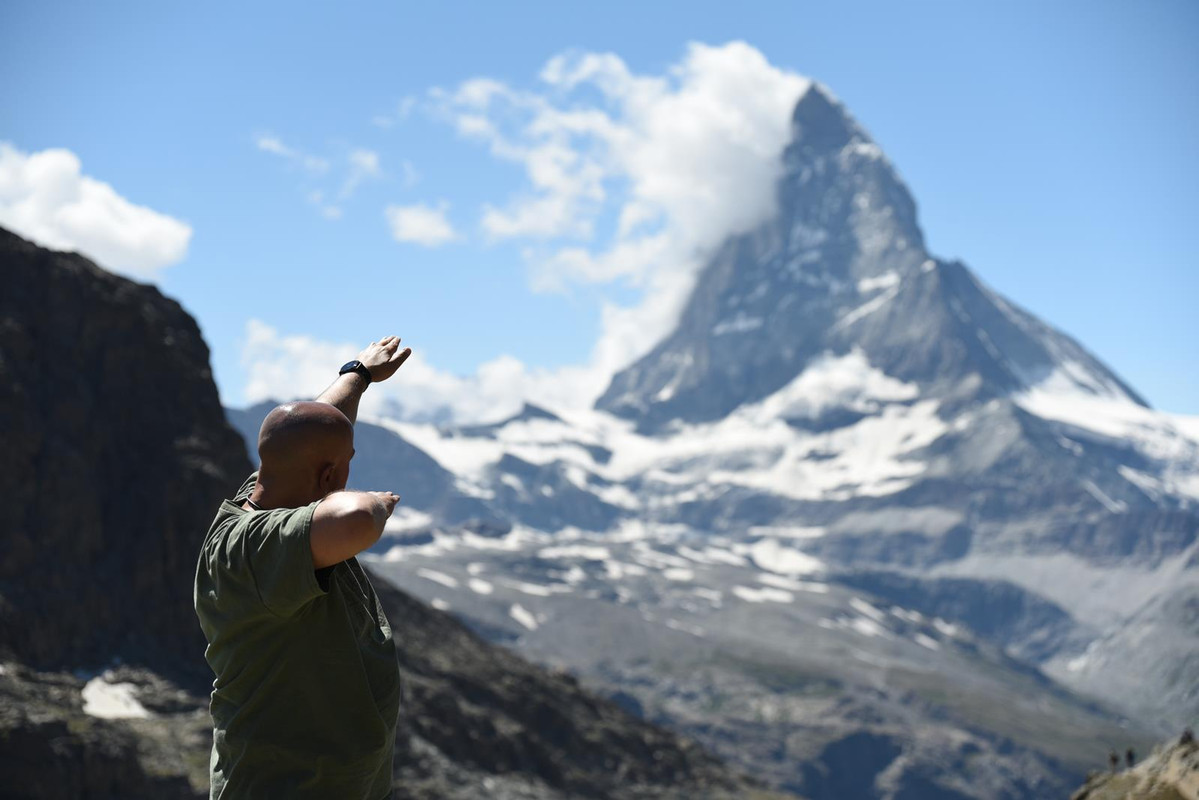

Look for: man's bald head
[255,401,355,503]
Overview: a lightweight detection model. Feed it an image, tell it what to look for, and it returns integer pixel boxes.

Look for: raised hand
[357,335,412,384]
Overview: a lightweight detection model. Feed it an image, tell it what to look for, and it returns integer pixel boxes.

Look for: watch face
[340,359,361,373]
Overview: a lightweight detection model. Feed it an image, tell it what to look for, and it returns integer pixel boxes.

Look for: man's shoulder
[232,470,260,503]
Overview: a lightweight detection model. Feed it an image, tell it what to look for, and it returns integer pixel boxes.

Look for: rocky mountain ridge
[227,82,1197,797]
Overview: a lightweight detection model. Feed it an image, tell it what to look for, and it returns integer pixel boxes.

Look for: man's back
[194,471,401,799]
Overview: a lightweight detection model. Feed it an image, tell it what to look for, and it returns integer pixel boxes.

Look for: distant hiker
[1182,727,1195,745]
[194,336,412,799]
[1125,747,1135,769]
[1109,750,1119,772]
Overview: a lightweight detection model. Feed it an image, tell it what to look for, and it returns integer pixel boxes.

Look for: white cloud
[241,319,354,406]
[385,202,456,247]
[255,134,330,174]
[339,148,381,200]
[437,81,608,241]
[372,96,418,129]
[240,319,600,423]
[435,41,809,389]
[240,43,810,422]
[307,190,342,220]
[0,142,192,279]
[257,136,385,218]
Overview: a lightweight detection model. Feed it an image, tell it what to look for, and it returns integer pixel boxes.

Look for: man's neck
[243,484,311,511]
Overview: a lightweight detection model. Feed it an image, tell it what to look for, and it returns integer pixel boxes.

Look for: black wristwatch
[338,359,372,386]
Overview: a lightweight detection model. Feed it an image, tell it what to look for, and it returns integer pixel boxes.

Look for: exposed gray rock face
[289,81,1198,798]
[596,84,1143,429]
[835,571,1091,663]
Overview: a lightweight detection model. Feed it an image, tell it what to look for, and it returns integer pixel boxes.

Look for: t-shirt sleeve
[233,470,259,503]
[240,500,328,618]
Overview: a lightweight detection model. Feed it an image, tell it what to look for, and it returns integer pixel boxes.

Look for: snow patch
[1066,640,1102,673]
[81,673,152,719]
[560,565,587,585]
[748,538,825,575]
[677,545,748,566]
[506,580,571,596]
[663,568,695,582]
[890,607,925,624]
[539,544,611,561]
[603,560,647,580]
[748,349,917,423]
[712,314,764,336]
[663,618,707,637]
[631,545,692,569]
[834,285,899,330]
[510,604,539,630]
[914,633,941,651]
[849,597,886,622]
[732,585,793,603]
[850,617,887,638]
[1014,369,1199,503]
[383,507,434,533]
[933,618,961,638]
[857,271,900,293]
[1081,479,1127,514]
[416,568,459,589]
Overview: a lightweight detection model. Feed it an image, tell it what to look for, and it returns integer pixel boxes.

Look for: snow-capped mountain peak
[228,79,1199,795]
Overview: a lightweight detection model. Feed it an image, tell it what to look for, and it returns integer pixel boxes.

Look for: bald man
[194,335,412,800]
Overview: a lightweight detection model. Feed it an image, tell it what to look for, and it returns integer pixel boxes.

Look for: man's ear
[318,462,336,494]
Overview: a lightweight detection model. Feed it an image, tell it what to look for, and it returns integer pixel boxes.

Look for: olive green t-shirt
[193,471,401,800]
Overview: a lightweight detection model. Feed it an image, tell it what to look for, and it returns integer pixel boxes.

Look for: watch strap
[339,360,372,386]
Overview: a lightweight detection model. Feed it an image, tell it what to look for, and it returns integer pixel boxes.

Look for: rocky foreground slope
[1071,734,1198,800]
[0,569,776,799]
[0,226,781,799]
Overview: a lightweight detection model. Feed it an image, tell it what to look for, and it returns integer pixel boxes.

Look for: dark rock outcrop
[0,226,249,687]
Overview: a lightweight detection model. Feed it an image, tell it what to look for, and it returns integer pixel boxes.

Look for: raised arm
[310,489,400,568]
[315,335,412,425]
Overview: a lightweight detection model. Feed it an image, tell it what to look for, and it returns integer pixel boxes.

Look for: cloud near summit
[245,42,810,422]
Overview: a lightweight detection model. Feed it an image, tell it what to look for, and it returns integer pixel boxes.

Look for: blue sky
[2,0,1196,417]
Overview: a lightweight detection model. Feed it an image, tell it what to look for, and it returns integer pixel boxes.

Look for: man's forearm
[315,336,408,425]
[316,371,370,426]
